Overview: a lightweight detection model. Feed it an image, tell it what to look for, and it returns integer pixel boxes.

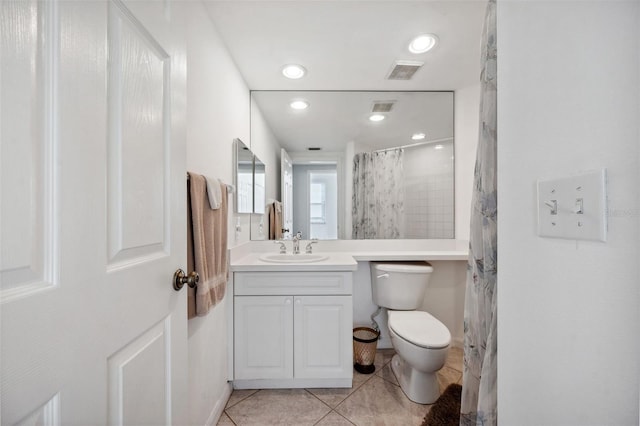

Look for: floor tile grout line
[224,389,260,410]
[312,409,357,426]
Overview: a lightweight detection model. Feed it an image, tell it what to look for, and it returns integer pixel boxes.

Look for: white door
[280,148,293,239]
[1,1,188,424]
[294,296,353,379]
[234,296,294,380]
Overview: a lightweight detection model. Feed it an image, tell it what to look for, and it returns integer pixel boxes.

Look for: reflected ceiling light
[411,133,426,140]
[282,64,306,79]
[290,100,309,110]
[369,114,385,122]
[408,34,438,54]
[434,144,444,150]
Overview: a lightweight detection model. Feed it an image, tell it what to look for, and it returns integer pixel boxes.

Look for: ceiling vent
[371,101,396,113]
[386,60,424,80]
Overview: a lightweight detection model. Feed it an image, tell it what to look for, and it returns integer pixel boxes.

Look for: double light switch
[537,169,607,242]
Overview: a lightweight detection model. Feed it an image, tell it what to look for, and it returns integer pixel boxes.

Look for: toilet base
[390,354,440,404]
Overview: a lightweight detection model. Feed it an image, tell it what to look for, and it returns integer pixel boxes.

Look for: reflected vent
[386,60,424,80]
[371,101,396,113]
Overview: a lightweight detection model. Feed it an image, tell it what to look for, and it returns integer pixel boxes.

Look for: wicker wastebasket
[353,327,380,374]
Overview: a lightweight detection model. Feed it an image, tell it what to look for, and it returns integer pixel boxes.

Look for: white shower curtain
[352,150,404,239]
[460,0,497,424]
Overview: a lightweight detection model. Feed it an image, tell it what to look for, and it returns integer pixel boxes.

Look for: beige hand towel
[187,172,228,318]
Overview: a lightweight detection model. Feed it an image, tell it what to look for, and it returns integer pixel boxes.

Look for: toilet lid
[388,311,451,349]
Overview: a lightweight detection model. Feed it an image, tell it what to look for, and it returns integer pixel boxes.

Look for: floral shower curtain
[460,0,497,424]
[352,150,404,239]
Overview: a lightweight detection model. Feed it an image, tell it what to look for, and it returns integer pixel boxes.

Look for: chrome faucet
[305,239,318,254]
[292,231,302,254]
[274,240,287,254]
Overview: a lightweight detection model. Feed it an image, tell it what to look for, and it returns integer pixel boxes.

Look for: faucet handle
[295,231,302,240]
[274,240,287,254]
[305,239,318,254]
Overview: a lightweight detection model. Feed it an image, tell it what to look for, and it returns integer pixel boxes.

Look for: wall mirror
[250,91,454,240]
[234,138,266,216]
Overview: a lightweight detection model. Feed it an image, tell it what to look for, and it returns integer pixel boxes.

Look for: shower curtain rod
[373,136,453,153]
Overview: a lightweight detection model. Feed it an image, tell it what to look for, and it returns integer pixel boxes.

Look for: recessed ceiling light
[282,64,306,79]
[290,100,309,110]
[411,133,426,140]
[409,34,438,54]
[434,144,444,150]
[369,114,385,122]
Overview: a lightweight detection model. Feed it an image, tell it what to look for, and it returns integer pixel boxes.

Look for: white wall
[497,1,640,424]
[185,3,251,424]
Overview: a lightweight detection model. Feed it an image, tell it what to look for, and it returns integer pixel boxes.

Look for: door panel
[0,0,55,299]
[107,0,170,268]
[0,0,187,424]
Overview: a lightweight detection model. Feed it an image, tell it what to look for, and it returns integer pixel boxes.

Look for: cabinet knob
[285,298,292,305]
[295,298,301,305]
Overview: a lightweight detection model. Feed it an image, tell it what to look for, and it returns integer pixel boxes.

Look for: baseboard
[205,382,233,426]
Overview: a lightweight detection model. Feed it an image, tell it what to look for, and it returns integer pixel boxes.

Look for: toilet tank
[370,262,434,310]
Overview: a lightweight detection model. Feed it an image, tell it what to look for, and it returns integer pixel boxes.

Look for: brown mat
[421,384,462,426]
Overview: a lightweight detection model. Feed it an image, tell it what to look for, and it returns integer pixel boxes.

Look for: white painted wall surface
[498,1,639,424]
[185,3,251,424]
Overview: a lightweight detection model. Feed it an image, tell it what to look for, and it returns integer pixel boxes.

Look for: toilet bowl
[370,262,451,404]
[387,310,450,404]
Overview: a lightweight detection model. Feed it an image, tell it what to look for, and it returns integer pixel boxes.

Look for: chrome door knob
[173,269,199,291]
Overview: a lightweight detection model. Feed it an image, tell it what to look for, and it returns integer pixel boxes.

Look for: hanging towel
[268,200,283,240]
[187,172,228,318]
[206,176,222,210]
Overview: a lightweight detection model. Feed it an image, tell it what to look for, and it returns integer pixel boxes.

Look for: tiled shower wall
[403,141,454,238]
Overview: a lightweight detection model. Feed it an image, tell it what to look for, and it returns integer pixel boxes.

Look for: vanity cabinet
[233,271,353,389]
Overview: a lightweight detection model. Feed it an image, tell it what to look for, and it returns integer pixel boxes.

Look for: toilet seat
[388,311,451,349]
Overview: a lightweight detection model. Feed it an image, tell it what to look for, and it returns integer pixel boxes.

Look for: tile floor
[217,346,463,426]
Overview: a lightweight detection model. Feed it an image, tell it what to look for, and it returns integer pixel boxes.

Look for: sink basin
[259,253,329,263]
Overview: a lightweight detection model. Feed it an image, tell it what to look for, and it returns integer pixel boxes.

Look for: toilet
[370,261,451,404]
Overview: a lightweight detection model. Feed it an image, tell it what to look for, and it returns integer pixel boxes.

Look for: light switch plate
[537,169,607,241]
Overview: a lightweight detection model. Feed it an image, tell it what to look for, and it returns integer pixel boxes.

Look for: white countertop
[230,252,358,272]
[229,240,469,272]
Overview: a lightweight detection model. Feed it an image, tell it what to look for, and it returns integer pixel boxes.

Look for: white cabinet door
[1,1,187,424]
[294,296,353,380]
[234,296,294,380]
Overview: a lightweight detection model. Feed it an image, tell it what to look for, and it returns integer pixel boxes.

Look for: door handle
[173,269,199,291]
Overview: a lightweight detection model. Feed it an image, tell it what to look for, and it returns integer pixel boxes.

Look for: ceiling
[204,1,487,151]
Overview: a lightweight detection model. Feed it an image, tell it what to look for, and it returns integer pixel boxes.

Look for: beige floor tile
[446,346,463,372]
[216,412,235,425]
[374,362,398,386]
[373,349,395,369]
[314,411,356,425]
[307,386,358,409]
[225,389,259,409]
[226,389,331,426]
[352,367,374,389]
[335,375,429,426]
[437,365,463,393]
